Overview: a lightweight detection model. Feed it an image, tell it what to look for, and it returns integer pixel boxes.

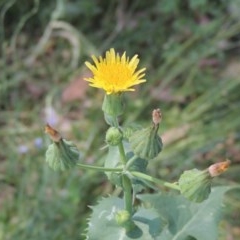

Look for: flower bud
[179,169,211,202]
[115,210,131,226]
[208,160,230,177]
[45,125,80,171]
[115,210,136,232]
[45,139,80,171]
[129,125,163,160]
[105,127,123,146]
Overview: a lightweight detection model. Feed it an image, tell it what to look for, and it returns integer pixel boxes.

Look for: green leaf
[157,0,180,13]
[189,0,207,10]
[86,196,164,240]
[132,208,166,238]
[137,186,239,240]
[104,146,123,187]
[126,151,148,193]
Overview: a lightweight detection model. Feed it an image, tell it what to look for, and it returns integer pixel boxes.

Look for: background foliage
[0,0,240,239]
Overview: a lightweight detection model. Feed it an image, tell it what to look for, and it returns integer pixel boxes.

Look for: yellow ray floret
[84,48,146,94]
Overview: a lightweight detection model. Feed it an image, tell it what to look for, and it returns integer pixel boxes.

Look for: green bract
[179,169,212,203]
[45,139,80,171]
[122,125,141,140]
[102,94,124,117]
[129,126,163,160]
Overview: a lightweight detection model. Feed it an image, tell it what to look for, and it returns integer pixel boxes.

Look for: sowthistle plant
[45,48,235,240]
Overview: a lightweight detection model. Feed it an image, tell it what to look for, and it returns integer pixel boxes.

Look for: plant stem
[130,171,180,190]
[77,163,122,172]
[118,141,127,165]
[122,174,133,215]
[118,140,133,215]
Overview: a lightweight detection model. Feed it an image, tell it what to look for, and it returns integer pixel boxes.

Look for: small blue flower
[17,145,29,154]
[34,137,43,149]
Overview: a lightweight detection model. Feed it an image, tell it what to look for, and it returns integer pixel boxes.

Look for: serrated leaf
[86,196,164,240]
[86,197,125,240]
[137,186,239,240]
[132,208,166,238]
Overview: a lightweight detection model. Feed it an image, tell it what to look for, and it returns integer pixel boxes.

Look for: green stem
[118,140,133,215]
[113,117,119,128]
[118,141,127,165]
[122,174,133,215]
[77,163,122,172]
[130,171,180,190]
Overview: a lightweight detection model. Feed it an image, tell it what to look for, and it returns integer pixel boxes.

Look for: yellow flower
[84,48,146,94]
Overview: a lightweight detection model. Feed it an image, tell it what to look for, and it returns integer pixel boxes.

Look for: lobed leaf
[86,196,164,240]
[137,186,239,240]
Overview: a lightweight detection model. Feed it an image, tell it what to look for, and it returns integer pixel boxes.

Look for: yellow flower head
[84,48,146,94]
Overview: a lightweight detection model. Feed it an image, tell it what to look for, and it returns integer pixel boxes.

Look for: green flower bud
[102,93,124,117]
[115,210,136,232]
[179,169,211,203]
[45,139,80,171]
[115,210,131,226]
[129,125,163,160]
[105,127,123,146]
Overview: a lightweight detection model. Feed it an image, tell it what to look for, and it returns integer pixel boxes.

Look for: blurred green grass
[1,0,240,239]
